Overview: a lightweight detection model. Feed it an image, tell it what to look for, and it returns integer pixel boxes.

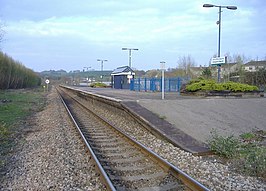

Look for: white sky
[1,0,266,72]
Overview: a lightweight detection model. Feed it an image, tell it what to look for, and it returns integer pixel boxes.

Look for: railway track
[57,87,209,191]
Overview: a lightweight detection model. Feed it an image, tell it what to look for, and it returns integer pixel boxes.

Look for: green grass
[0,88,46,167]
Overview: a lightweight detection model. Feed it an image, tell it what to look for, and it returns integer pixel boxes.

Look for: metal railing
[130,77,190,93]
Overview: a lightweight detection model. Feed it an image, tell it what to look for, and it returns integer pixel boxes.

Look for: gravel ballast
[0,88,106,190]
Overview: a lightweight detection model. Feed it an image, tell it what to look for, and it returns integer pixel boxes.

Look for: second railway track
[57,87,209,191]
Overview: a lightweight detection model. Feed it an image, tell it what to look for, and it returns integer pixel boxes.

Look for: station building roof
[111,66,135,76]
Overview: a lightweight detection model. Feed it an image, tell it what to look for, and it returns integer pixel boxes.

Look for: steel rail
[58,86,210,191]
[57,88,116,191]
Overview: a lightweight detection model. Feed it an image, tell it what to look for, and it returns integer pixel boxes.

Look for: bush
[241,146,266,177]
[208,130,240,158]
[89,82,107,88]
[208,130,266,177]
[185,79,259,92]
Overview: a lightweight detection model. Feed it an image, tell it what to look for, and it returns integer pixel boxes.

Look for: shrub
[208,130,266,178]
[208,130,240,158]
[187,78,202,85]
[90,82,107,88]
[186,79,216,92]
[240,132,256,141]
[185,79,259,92]
[241,146,266,177]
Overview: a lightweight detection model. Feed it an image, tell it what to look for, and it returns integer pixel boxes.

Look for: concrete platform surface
[76,87,266,143]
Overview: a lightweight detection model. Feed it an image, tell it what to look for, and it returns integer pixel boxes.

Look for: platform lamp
[160,61,166,100]
[203,3,237,82]
[97,59,108,71]
[122,48,138,68]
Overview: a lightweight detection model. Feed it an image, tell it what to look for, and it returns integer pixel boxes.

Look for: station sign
[211,57,226,65]
[45,79,50,84]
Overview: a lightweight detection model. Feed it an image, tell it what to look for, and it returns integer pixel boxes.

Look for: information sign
[211,57,226,65]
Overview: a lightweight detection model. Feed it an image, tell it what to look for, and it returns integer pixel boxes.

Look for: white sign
[45,79,50,84]
[211,57,226,65]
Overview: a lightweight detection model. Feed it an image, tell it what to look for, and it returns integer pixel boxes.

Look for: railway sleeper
[95,150,140,159]
[110,172,181,190]
[89,141,128,148]
[103,163,155,171]
[116,181,185,191]
[105,166,162,177]
[99,155,145,164]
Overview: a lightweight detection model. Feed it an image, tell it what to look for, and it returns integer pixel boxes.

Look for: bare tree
[177,54,196,76]
[0,20,5,49]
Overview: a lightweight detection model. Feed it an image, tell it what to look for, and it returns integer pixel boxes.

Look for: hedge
[0,51,41,89]
[186,79,259,92]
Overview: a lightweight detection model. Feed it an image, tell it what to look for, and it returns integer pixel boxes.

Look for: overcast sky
[1,0,266,72]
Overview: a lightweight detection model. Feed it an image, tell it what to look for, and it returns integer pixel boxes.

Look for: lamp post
[83,66,91,72]
[160,61,166,100]
[97,59,108,71]
[83,67,91,84]
[122,48,138,68]
[203,3,237,82]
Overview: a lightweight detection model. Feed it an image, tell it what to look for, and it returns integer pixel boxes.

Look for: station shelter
[111,66,135,89]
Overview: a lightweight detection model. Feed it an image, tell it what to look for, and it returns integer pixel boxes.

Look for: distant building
[189,63,240,80]
[111,66,135,89]
[189,66,208,77]
[244,61,266,72]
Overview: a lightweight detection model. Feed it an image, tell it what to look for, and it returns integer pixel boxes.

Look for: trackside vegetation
[0,51,41,89]
[0,89,46,168]
[208,130,266,178]
[186,79,259,92]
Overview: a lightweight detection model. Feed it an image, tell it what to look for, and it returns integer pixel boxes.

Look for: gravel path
[0,88,106,190]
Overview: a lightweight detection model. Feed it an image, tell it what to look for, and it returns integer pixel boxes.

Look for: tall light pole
[203,3,237,82]
[122,48,138,68]
[97,59,108,71]
[83,66,91,72]
[160,61,166,100]
[83,67,91,84]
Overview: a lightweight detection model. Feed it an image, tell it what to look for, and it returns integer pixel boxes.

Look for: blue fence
[130,77,189,92]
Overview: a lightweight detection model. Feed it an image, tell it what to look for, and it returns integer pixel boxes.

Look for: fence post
[138,78,141,91]
[168,78,171,92]
[130,78,134,91]
[144,78,147,92]
[150,78,154,91]
[177,77,181,96]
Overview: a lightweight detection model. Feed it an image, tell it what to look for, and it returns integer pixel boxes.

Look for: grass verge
[0,88,46,167]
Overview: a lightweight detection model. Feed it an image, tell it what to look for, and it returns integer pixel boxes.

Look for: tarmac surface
[75,87,266,144]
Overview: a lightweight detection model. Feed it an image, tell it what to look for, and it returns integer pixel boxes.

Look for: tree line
[0,51,41,89]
